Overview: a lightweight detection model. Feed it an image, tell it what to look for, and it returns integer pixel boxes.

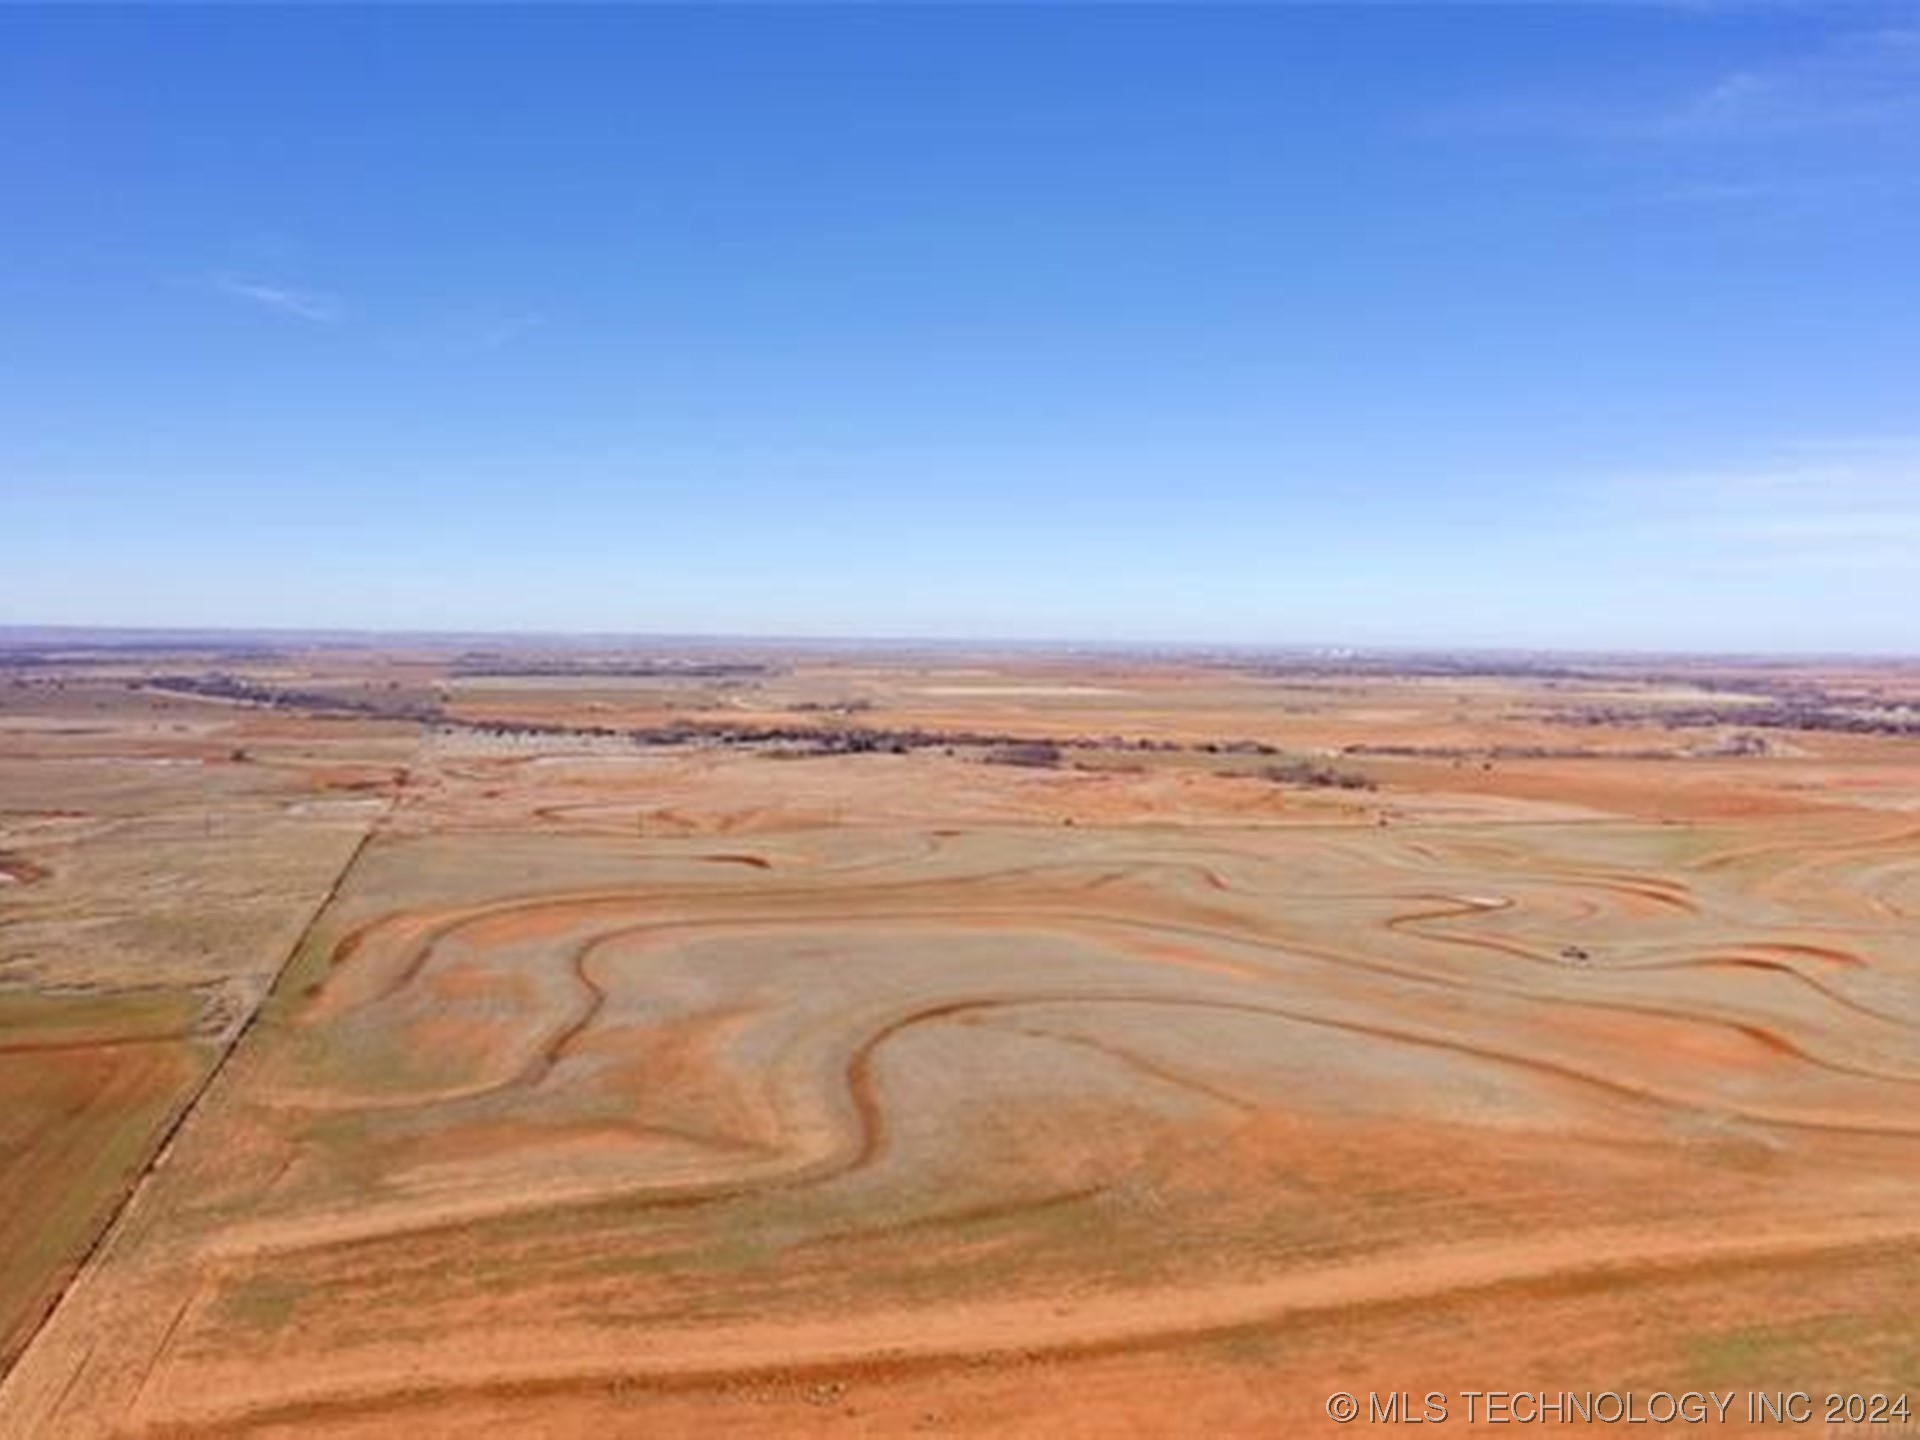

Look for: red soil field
[2,650,1917,1435]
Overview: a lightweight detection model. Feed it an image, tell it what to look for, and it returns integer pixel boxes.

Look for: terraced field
[3,652,1918,1434]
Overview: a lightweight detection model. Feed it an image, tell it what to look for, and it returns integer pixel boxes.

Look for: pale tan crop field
[2,646,1917,1435]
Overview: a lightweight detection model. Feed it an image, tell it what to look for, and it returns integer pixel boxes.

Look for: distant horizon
[4,621,1916,666]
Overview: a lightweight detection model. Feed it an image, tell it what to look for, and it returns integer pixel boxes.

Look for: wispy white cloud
[1431,26,1920,142]
[1602,438,1920,572]
[453,310,546,356]
[211,273,342,323]
[1613,170,1913,208]
[204,271,549,354]
[1648,27,1920,138]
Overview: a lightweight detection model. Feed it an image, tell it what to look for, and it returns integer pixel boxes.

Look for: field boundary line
[0,753,412,1393]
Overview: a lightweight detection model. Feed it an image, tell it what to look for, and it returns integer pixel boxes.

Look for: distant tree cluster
[1262,759,1376,791]
[1549,703,1918,737]
[1341,743,1677,761]
[985,742,1064,768]
[133,673,1413,792]
[142,674,442,723]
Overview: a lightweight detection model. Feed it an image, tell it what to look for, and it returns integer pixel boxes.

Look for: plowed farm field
[3,650,1918,1435]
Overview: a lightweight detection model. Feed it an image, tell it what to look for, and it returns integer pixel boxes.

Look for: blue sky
[4,6,1917,652]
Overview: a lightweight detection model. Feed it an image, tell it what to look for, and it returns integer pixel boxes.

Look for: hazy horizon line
[3,622,1915,666]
